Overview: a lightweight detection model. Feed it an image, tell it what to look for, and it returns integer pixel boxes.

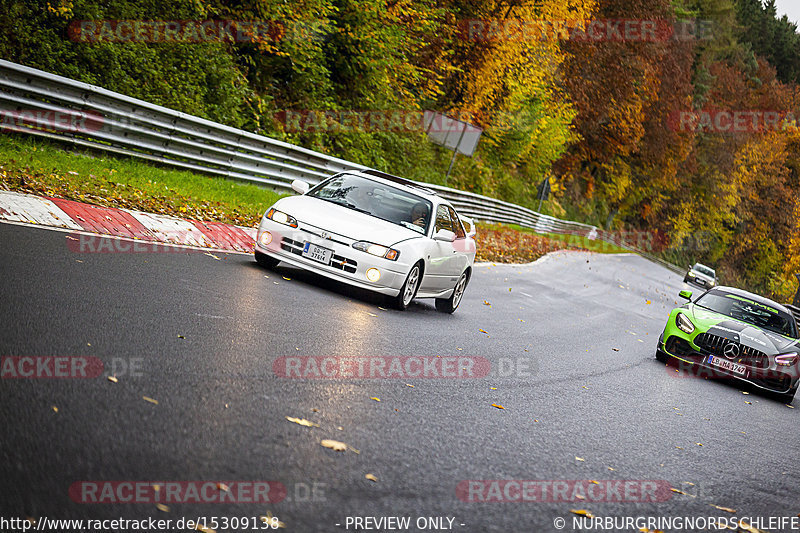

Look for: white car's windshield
[308,174,433,234]
[694,290,798,338]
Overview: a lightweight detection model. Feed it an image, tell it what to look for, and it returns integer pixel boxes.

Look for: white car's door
[420,204,463,292]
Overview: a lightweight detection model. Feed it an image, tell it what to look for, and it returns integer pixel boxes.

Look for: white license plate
[707,355,748,377]
[302,242,333,264]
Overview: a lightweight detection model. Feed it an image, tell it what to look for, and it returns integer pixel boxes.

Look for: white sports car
[254,170,477,312]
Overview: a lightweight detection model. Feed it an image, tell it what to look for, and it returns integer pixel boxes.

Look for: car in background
[254,170,476,312]
[684,262,717,288]
[656,286,800,402]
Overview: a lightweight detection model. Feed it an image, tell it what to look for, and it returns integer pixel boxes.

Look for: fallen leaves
[321,439,359,454]
[570,509,595,518]
[365,473,378,482]
[204,252,221,260]
[491,404,505,410]
[107,376,118,383]
[156,503,169,512]
[709,503,736,513]
[285,416,319,428]
[370,397,380,402]
[142,396,159,405]
[575,456,585,462]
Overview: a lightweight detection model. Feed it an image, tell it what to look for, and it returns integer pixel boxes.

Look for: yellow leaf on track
[107,376,118,383]
[371,397,380,402]
[570,509,595,518]
[491,404,504,409]
[575,456,585,462]
[709,504,736,513]
[321,439,359,454]
[143,396,158,405]
[194,525,216,533]
[365,473,378,482]
[285,416,319,427]
[204,252,221,260]
[156,503,169,512]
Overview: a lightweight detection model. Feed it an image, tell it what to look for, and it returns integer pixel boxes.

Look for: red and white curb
[0,190,257,254]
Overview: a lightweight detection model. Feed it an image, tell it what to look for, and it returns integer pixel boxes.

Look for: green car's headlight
[775,353,798,366]
[676,312,695,334]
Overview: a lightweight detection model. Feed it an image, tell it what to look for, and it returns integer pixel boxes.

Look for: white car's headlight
[267,208,298,228]
[352,241,399,261]
[676,312,695,334]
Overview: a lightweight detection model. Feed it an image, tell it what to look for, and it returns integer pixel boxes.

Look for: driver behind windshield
[410,202,429,229]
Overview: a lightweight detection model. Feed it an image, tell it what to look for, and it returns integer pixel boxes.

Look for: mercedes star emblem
[723,342,740,359]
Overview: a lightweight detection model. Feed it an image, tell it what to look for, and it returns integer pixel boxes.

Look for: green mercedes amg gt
[657,286,800,402]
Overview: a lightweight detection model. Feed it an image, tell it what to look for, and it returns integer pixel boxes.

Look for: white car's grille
[281,237,358,274]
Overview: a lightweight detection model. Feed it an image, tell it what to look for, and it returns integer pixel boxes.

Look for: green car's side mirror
[679,290,693,301]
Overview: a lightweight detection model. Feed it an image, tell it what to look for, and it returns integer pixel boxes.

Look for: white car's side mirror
[291,179,310,195]
[461,216,476,238]
[434,229,456,242]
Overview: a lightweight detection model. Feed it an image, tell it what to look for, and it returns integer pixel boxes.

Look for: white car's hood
[274,195,424,246]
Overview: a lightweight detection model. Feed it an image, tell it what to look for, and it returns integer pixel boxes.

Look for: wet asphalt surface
[1,221,798,532]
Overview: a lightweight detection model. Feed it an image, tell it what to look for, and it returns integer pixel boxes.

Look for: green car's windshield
[694,290,798,338]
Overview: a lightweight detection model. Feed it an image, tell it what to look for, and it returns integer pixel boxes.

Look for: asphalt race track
[1,221,798,532]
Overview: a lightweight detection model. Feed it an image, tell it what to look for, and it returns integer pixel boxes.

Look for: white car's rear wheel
[393,262,421,310]
[435,270,469,314]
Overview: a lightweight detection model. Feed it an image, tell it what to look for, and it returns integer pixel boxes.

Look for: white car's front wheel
[393,262,422,310]
[435,270,469,314]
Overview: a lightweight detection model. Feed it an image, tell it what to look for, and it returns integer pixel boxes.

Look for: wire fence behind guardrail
[0,59,682,274]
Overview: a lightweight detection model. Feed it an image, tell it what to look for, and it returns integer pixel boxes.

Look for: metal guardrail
[0,59,681,273]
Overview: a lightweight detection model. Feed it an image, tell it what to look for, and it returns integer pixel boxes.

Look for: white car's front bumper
[255,219,410,297]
